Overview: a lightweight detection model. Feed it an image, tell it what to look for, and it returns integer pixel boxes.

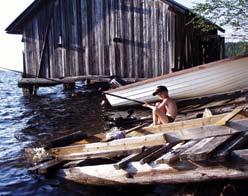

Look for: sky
[0,0,201,71]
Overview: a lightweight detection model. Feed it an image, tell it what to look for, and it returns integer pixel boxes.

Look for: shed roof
[6,0,48,34]
[5,0,224,34]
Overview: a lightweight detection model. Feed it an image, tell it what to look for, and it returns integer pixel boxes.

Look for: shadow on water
[17,90,109,146]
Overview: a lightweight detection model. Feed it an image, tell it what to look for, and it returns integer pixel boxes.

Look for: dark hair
[152,86,168,96]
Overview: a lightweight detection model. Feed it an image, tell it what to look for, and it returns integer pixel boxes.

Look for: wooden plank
[45,130,87,148]
[215,106,244,126]
[57,147,143,161]
[231,149,248,162]
[213,132,248,160]
[109,0,116,76]
[142,0,148,77]
[163,119,247,143]
[63,159,87,168]
[140,143,176,164]
[71,0,79,76]
[114,145,163,170]
[49,119,248,159]
[31,118,248,164]
[180,135,232,161]
[50,133,166,157]
[155,140,197,164]
[140,112,246,135]
[28,159,62,174]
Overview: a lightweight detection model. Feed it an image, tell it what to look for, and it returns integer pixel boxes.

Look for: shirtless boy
[143,86,177,125]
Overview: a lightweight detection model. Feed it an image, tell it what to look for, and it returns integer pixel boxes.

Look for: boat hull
[58,161,248,186]
[105,55,248,107]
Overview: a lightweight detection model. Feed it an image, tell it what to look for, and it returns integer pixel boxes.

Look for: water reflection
[0,71,111,195]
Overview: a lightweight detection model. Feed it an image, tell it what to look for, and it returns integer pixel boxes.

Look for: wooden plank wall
[22,0,221,80]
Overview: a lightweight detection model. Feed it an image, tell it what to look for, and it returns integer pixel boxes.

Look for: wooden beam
[215,106,244,126]
[180,135,232,161]
[213,132,248,161]
[50,133,166,157]
[56,147,143,161]
[18,76,145,87]
[45,130,87,148]
[163,122,243,143]
[139,112,247,137]
[140,143,176,164]
[231,149,248,162]
[155,140,197,164]
[48,119,248,161]
[28,159,62,174]
[63,159,87,168]
[114,145,163,170]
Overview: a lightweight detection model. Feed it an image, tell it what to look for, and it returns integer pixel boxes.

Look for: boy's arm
[142,103,155,110]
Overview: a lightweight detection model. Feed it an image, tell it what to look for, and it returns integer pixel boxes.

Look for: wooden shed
[6,0,225,91]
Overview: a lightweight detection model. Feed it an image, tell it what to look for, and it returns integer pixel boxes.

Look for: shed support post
[22,86,38,96]
[63,83,75,90]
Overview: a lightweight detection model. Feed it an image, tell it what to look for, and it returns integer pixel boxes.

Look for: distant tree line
[190,1,248,58]
[192,0,248,40]
[225,42,248,57]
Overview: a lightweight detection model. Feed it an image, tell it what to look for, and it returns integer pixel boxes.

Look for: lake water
[0,71,172,196]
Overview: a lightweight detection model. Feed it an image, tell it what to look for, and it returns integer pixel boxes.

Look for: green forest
[225,42,248,57]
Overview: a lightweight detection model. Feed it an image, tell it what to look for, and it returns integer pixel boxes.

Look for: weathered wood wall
[22,0,223,79]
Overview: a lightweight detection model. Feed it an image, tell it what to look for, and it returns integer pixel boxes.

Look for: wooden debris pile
[25,106,248,186]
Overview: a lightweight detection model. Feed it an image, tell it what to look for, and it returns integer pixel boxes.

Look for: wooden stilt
[63,83,75,90]
[22,86,38,96]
